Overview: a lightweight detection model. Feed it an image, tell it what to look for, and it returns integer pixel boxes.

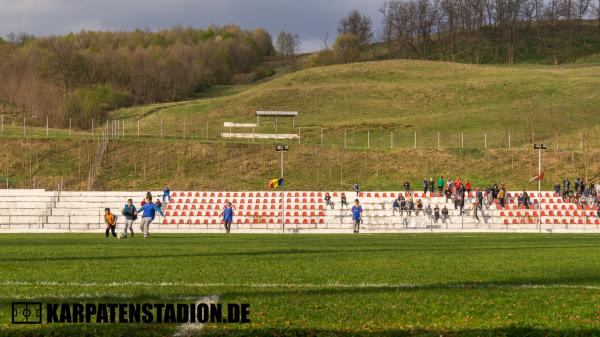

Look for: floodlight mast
[534,143,547,231]
[276,145,289,234]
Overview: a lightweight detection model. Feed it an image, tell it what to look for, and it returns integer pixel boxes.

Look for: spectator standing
[472,200,480,223]
[554,183,561,195]
[155,198,165,217]
[476,187,484,210]
[121,199,137,238]
[162,186,171,203]
[458,185,466,215]
[442,205,449,224]
[351,199,362,234]
[465,180,472,193]
[403,181,411,193]
[425,204,432,222]
[429,177,434,194]
[422,178,428,194]
[437,176,444,193]
[498,188,506,208]
[353,183,360,197]
[433,205,440,223]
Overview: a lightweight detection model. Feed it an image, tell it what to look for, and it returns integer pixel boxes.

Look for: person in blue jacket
[220,202,234,234]
[162,186,171,203]
[137,197,157,239]
[351,199,363,234]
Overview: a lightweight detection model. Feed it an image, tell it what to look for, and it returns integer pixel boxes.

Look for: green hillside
[117,59,600,147]
[1,60,599,191]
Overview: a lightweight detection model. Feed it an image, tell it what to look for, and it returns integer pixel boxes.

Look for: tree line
[0,25,274,128]
[314,0,600,66]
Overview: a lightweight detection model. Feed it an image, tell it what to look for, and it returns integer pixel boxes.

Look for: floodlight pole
[276,145,288,234]
[534,143,546,231]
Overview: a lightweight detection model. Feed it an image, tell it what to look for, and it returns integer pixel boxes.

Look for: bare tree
[320,32,329,51]
[276,31,301,71]
[338,10,374,46]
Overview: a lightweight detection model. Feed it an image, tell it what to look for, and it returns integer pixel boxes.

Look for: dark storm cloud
[0,0,382,51]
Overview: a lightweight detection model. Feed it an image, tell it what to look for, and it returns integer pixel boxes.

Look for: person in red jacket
[465,180,472,193]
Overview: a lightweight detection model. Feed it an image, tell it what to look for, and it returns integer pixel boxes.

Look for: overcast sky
[0,0,383,52]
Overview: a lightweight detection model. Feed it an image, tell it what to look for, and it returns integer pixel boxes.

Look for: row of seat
[162,218,325,225]
[166,198,325,206]
[502,217,600,225]
[166,204,326,211]
[165,211,327,217]
[499,210,598,217]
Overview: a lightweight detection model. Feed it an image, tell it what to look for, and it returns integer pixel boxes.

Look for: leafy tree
[333,33,361,63]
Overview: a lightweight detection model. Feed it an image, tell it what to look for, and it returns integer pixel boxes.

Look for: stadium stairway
[0,189,598,234]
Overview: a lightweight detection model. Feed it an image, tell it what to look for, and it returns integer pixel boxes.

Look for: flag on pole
[268,178,284,189]
[529,172,545,182]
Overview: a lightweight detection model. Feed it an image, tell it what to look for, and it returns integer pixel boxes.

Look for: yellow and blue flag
[268,178,284,189]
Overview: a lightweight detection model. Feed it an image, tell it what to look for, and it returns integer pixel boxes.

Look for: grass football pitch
[1,233,600,336]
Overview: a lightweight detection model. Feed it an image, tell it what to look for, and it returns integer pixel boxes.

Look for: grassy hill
[1,59,599,191]
[116,59,600,148]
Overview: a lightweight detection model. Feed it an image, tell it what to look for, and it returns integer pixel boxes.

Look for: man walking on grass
[137,197,156,239]
[121,199,136,238]
[351,199,362,234]
[220,202,233,234]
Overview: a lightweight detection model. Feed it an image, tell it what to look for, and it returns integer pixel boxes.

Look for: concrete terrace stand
[0,189,599,234]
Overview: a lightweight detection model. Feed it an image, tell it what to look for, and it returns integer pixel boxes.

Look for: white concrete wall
[0,189,598,234]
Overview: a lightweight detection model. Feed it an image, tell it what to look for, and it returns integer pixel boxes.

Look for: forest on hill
[0,26,275,128]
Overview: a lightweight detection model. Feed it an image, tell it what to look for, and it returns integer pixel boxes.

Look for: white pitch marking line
[173,295,219,337]
[1,281,600,290]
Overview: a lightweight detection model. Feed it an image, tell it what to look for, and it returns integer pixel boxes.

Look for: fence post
[320,127,323,147]
[344,129,347,149]
[46,116,48,137]
[437,132,440,150]
[23,117,25,139]
[461,132,464,149]
[414,131,417,149]
[160,119,163,138]
[69,118,72,136]
[297,127,300,144]
[137,120,140,138]
[390,131,394,148]
[91,119,94,137]
[508,132,511,149]
[367,130,370,149]
[484,132,487,149]
[206,120,209,139]
[122,120,125,138]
